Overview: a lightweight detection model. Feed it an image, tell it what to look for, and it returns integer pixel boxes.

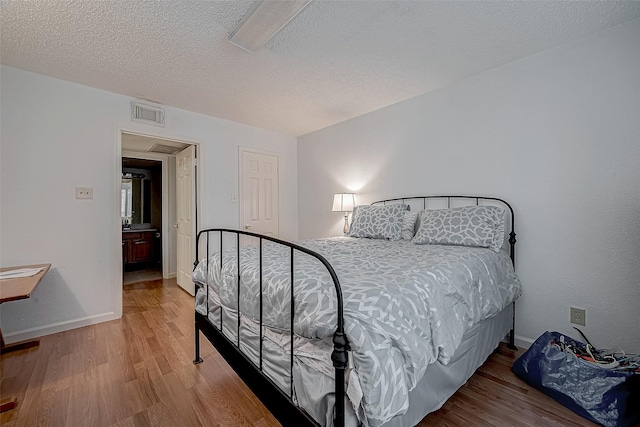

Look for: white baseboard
[502,334,534,350]
[514,334,534,349]
[167,272,177,279]
[3,311,120,344]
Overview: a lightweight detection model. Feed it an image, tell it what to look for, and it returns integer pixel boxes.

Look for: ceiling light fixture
[228,0,313,53]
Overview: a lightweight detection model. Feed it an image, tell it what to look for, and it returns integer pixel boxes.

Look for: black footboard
[192,229,348,427]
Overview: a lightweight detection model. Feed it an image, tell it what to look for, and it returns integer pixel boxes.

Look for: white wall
[298,19,640,352]
[0,66,297,341]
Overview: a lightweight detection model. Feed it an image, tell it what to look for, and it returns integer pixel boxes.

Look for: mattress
[194,237,521,426]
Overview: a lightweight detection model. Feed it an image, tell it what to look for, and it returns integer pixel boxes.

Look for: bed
[192,195,521,427]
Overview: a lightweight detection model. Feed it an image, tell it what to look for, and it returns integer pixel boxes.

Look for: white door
[176,145,196,295]
[241,151,279,237]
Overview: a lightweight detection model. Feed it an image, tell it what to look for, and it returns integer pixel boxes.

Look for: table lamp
[332,193,356,234]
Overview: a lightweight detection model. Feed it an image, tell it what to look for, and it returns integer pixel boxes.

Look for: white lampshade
[332,193,356,212]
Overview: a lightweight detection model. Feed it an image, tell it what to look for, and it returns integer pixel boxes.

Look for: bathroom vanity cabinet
[122,230,155,265]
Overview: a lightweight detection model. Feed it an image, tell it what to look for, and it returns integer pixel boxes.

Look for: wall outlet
[570,307,586,326]
[76,187,93,199]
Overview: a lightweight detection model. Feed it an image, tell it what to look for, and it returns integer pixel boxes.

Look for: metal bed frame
[192,195,517,427]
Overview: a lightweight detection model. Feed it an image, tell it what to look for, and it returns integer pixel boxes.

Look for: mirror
[121,175,151,227]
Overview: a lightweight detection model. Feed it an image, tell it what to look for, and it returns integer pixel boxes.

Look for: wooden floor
[1,278,595,427]
[123,265,163,286]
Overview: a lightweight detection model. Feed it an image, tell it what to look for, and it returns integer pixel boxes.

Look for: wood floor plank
[144,401,175,427]
[1,277,601,426]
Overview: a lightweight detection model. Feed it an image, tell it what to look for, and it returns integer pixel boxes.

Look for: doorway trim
[114,126,202,318]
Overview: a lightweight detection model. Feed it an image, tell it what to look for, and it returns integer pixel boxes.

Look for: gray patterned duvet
[193,237,521,426]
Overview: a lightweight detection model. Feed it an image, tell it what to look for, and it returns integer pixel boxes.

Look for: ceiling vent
[131,102,165,127]
[148,143,183,155]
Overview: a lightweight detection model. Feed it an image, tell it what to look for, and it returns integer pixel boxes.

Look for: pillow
[411,205,505,252]
[401,210,419,240]
[348,204,407,240]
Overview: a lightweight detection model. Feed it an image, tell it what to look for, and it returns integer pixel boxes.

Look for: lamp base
[343,215,350,234]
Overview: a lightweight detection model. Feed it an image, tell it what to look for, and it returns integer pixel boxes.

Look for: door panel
[131,239,152,262]
[241,151,279,238]
[176,145,196,295]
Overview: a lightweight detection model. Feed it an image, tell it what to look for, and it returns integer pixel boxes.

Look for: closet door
[240,150,279,238]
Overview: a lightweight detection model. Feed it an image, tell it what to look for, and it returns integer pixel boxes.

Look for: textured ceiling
[2,1,640,136]
[122,132,190,154]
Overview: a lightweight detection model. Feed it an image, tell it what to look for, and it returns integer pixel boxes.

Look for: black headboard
[371,195,516,267]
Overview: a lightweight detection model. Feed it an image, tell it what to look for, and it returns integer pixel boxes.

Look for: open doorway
[119,132,197,294]
[122,157,163,285]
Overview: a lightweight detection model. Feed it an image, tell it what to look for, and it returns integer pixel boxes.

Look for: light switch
[231,193,237,203]
[76,187,93,199]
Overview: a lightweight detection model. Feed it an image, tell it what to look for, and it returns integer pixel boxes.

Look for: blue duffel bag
[512,331,639,427]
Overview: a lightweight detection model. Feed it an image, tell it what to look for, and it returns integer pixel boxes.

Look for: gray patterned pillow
[401,210,419,240]
[348,204,407,240]
[412,205,505,252]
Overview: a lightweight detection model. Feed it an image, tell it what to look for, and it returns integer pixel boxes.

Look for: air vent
[148,143,182,154]
[131,102,165,127]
